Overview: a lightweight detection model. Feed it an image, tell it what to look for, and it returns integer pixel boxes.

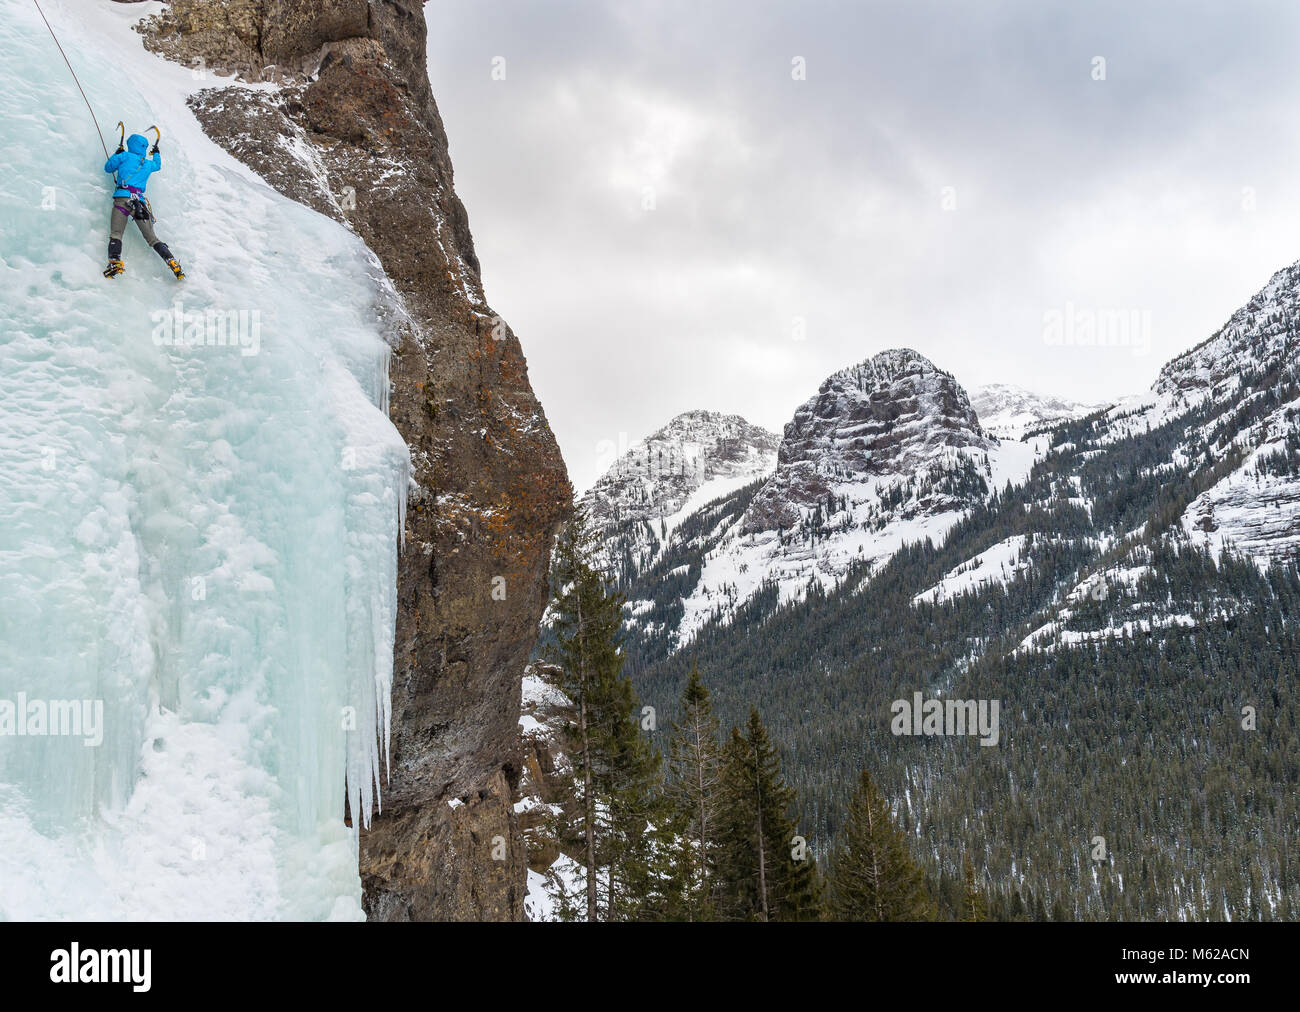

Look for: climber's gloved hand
[115,142,125,154]
[151,141,160,155]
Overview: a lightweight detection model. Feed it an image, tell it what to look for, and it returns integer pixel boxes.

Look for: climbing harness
[112,196,152,224]
[117,184,156,224]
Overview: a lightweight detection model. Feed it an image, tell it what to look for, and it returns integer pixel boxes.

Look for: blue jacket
[104,134,160,198]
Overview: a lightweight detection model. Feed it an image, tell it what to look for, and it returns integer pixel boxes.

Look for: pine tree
[715,708,821,920]
[826,769,933,921]
[594,669,681,921]
[546,510,681,921]
[961,855,988,922]
[665,661,724,918]
[546,510,626,921]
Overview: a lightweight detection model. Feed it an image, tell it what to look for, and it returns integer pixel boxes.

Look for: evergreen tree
[546,510,681,921]
[594,667,682,921]
[716,708,821,920]
[547,511,622,920]
[665,661,724,919]
[961,855,988,922]
[826,769,933,921]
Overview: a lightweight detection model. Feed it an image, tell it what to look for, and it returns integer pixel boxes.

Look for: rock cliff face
[135,1,571,919]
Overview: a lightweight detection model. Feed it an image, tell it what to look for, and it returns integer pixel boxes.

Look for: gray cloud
[428,0,1300,490]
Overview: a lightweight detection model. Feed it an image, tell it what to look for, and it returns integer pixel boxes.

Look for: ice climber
[102,131,185,280]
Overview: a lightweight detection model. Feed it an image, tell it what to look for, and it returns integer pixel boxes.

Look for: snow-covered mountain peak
[750,347,993,532]
[825,347,945,391]
[582,409,779,538]
[969,383,1103,438]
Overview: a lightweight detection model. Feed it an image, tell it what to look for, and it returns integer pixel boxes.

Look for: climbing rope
[31,0,110,159]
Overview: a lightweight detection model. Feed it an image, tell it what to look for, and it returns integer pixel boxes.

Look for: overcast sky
[427,0,1300,491]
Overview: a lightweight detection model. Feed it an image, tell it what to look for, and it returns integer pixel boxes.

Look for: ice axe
[146,124,161,155]
[115,120,125,154]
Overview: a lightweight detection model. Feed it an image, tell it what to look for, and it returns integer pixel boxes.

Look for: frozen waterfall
[0,0,409,920]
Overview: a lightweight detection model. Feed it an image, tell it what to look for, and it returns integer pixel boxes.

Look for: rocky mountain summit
[580,410,778,581]
[585,411,779,531]
[743,349,994,534]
